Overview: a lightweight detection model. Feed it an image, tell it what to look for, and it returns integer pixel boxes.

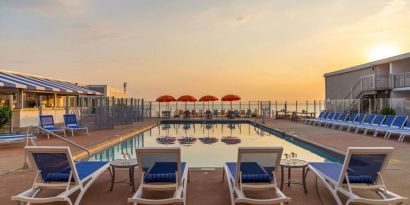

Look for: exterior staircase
[341,74,391,113]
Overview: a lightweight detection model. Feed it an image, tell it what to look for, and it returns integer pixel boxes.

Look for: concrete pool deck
[1,118,409,204]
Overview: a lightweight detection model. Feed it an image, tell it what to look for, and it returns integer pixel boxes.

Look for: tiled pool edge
[162,119,345,162]
[72,121,160,160]
[75,119,345,162]
[249,121,345,162]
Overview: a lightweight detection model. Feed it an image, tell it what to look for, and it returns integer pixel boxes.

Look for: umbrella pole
[158,102,160,117]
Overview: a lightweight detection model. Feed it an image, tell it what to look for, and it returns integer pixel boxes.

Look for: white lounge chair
[63,114,89,136]
[0,134,35,144]
[129,147,188,205]
[11,146,109,205]
[308,147,407,205]
[40,115,66,139]
[224,147,291,205]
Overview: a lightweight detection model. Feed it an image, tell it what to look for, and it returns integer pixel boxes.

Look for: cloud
[0,0,89,16]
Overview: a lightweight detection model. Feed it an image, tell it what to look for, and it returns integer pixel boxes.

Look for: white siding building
[324,52,410,115]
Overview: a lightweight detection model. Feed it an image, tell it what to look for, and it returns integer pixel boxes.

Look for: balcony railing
[393,72,410,89]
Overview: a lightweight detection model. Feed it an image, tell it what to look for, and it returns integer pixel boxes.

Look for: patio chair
[205,110,212,119]
[63,114,89,136]
[355,114,384,134]
[323,112,341,127]
[308,147,406,205]
[314,112,334,126]
[318,112,338,127]
[11,146,109,205]
[221,110,226,118]
[304,111,324,124]
[309,111,329,125]
[240,110,246,117]
[183,110,190,119]
[223,147,291,205]
[39,115,66,139]
[348,114,375,132]
[344,113,366,131]
[329,112,349,128]
[213,110,219,118]
[381,116,409,140]
[364,115,393,136]
[0,133,36,144]
[129,147,188,205]
[245,109,252,118]
[227,110,235,119]
[336,113,357,130]
[375,115,408,139]
[397,122,410,142]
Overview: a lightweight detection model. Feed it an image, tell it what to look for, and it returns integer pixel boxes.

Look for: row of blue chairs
[39,114,89,139]
[305,111,410,142]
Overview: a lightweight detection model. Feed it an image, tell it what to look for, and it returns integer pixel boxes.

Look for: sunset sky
[1,0,410,101]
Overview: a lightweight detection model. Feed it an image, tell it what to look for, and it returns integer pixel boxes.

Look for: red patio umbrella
[178,95,197,110]
[222,94,241,110]
[199,95,218,101]
[156,95,176,117]
[156,95,176,102]
[199,95,219,110]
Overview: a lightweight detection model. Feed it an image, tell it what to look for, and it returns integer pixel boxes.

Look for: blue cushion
[226,162,273,183]
[67,125,85,129]
[0,134,34,140]
[43,127,63,131]
[43,161,108,182]
[144,162,186,183]
[346,175,373,184]
[309,162,373,184]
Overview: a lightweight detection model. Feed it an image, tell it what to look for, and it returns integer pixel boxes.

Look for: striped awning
[0,70,101,95]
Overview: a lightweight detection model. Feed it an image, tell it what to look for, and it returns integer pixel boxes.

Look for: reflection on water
[90,123,333,167]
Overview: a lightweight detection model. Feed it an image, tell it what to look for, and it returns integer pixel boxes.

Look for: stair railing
[23,126,92,169]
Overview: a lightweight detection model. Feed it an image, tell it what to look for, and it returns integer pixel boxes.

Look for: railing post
[8,94,13,133]
[360,76,363,92]
[313,100,316,117]
[295,100,298,114]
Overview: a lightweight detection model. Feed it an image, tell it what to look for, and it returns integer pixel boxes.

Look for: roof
[0,69,101,95]
[324,52,410,77]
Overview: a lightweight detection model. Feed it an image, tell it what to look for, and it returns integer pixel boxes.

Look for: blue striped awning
[0,70,101,95]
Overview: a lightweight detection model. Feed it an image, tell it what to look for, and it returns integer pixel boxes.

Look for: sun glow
[368,44,400,61]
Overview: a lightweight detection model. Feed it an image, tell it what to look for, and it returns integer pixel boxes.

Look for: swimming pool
[89,122,343,167]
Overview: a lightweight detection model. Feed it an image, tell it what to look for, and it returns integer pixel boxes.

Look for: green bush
[0,106,11,129]
[380,107,396,115]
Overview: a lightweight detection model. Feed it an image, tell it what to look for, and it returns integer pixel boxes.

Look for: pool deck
[1,118,410,205]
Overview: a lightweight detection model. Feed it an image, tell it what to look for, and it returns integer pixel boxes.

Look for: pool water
[90,122,342,167]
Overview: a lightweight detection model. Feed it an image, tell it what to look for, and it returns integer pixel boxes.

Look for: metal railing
[23,126,92,169]
[393,72,410,88]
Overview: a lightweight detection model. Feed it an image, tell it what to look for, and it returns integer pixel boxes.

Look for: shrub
[380,107,396,115]
[0,106,11,129]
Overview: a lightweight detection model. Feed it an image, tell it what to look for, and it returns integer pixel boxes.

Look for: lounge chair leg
[71,129,74,137]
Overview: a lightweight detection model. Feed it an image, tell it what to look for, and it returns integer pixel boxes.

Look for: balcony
[393,72,410,90]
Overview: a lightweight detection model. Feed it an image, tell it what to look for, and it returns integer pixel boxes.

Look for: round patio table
[109,159,138,192]
[280,159,308,193]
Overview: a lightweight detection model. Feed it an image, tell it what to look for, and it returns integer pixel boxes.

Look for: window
[23,92,39,108]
